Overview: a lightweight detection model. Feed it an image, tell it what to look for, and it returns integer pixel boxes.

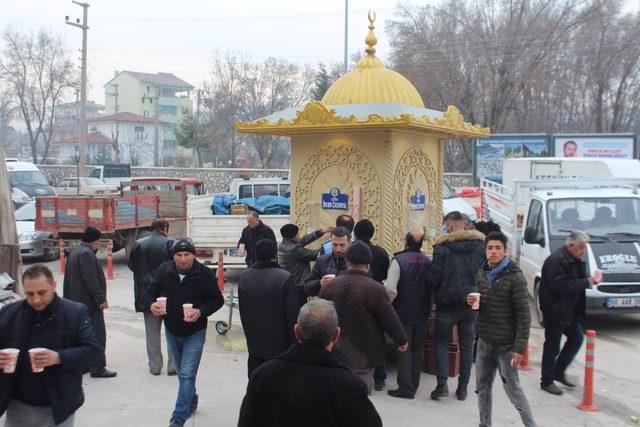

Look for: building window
[159,105,178,116]
[134,126,145,141]
[90,126,97,133]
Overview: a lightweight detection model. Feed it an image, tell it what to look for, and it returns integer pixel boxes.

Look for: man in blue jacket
[0,264,99,426]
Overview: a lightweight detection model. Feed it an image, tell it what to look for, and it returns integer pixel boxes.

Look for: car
[15,202,59,261]
[443,182,477,220]
[55,177,118,196]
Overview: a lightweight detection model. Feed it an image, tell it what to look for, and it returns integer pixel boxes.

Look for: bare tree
[0,28,76,163]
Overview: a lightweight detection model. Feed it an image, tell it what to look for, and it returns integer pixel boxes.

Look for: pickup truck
[482,161,640,323]
[88,163,132,187]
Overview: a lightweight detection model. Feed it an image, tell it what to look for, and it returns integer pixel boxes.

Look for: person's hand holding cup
[321,274,336,287]
[156,297,167,315]
[183,304,201,323]
[467,292,481,310]
[28,348,51,373]
[237,244,246,257]
[594,269,604,284]
[0,348,20,374]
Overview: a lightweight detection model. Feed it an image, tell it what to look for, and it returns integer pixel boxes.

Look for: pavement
[3,252,640,426]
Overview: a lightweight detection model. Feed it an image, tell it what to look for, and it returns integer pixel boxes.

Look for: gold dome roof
[322,12,425,108]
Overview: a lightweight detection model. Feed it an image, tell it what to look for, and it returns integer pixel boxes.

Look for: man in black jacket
[0,264,99,426]
[63,226,117,378]
[385,231,431,399]
[240,239,304,376]
[237,212,276,267]
[427,211,486,401]
[319,214,355,255]
[304,227,351,297]
[128,219,175,376]
[539,230,602,396]
[238,299,382,427]
[277,223,332,287]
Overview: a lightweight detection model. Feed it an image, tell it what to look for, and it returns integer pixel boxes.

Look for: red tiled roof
[88,112,168,124]
[58,132,113,145]
[118,71,193,89]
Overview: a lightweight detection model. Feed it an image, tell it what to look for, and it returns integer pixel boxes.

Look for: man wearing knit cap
[145,237,224,427]
[63,226,117,378]
[319,241,408,392]
[278,223,333,288]
[239,238,304,376]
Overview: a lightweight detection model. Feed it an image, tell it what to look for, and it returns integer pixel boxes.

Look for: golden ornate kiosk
[237,12,489,252]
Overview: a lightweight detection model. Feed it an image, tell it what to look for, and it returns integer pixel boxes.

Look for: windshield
[548,198,640,238]
[14,202,36,221]
[443,182,456,199]
[83,177,104,186]
[9,171,49,186]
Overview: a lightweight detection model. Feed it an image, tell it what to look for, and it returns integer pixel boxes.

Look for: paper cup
[1,348,19,374]
[469,292,481,310]
[182,303,193,317]
[29,348,47,373]
[324,274,336,280]
[156,297,167,309]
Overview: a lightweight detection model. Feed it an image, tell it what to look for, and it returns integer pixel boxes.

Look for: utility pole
[66,1,89,177]
[142,86,160,166]
[106,84,120,162]
[344,0,349,73]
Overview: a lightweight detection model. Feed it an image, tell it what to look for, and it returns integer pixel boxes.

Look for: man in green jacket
[468,231,536,427]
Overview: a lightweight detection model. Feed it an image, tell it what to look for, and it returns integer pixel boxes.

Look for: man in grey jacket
[63,226,116,378]
[128,219,176,376]
[277,223,333,286]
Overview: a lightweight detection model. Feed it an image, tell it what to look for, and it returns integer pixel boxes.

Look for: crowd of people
[0,208,602,427]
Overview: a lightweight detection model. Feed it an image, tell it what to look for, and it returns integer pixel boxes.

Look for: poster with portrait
[475,135,550,183]
[553,135,635,159]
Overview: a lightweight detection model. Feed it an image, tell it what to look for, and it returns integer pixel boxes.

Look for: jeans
[88,310,106,374]
[434,306,477,387]
[396,322,426,396]
[541,317,584,386]
[143,312,175,374]
[165,329,206,424]
[476,338,536,427]
[4,399,75,427]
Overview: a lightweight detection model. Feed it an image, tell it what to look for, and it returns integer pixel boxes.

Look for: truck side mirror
[524,226,541,245]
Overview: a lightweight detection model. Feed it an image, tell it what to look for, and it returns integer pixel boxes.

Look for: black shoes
[374,379,386,391]
[168,370,177,376]
[555,375,576,388]
[541,383,564,395]
[430,384,449,400]
[455,387,468,401]
[90,369,117,378]
[168,422,183,427]
[150,371,161,376]
[388,389,414,399]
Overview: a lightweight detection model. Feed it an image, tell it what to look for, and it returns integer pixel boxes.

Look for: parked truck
[481,158,640,323]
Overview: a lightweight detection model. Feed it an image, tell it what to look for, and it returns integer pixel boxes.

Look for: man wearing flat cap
[278,223,333,288]
[319,241,408,392]
[240,239,304,376]
[63,226,117,378]
[145,237,224,427]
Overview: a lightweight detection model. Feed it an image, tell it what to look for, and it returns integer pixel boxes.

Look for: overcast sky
[2,0,639,105]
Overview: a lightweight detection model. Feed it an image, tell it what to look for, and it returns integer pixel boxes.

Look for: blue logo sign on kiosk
[410,189,426,211]
[322,188,349,210]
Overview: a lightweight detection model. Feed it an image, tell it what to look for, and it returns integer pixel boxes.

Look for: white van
[5,160,56,208]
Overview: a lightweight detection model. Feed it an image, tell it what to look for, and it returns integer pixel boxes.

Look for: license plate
[606,297,640,308]
[227,249,240,257]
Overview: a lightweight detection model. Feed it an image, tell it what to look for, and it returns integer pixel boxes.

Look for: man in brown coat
[319,241,408,392]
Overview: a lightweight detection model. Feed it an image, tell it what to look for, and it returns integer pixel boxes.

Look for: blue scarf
[486,257,511,285]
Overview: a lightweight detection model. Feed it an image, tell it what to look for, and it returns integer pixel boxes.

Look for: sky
[2,0,639,106]
[1,0,432,105]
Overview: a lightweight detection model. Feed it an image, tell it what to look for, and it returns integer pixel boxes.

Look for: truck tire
[534,282,544,327]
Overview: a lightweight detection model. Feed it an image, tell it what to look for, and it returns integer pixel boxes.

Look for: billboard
[553,135,635,159]
[475,134,550,182]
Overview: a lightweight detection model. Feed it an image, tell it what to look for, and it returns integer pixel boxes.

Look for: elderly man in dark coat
[128,218,175,376]
[237,212,276,267]
[319,241,408,392]
[63,226,117,378]
[238,299,382,427]
[277,223,332,287]
[239,239,304,376]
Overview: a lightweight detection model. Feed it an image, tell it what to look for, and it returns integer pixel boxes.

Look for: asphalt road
[3,252,639,426]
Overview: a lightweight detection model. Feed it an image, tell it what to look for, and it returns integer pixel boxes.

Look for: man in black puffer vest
[384,230,431,399]
[427,211,486,401]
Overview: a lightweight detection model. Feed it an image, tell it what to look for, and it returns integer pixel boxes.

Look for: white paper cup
[182,303,193,317]
[156,297,167,310]
[469,292,481,310]
[324,274,336,280]
[1,348,19,374]
[29,348,47,373]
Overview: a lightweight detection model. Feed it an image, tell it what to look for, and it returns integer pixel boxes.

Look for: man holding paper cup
[145,237,224,427]
[0,264,99,427]
[471,231,536,427]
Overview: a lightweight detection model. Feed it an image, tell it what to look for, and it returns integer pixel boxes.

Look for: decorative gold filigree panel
[391,147,440,252]
[293,145,381,238]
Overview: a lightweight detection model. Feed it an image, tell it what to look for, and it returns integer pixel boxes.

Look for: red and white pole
[577,330,598,412]
[217,252,225,292]
[59,238,66,274]
[519,343,532,371]
[106,240,114,280]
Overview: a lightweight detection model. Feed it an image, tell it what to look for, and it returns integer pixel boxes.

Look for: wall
[39,165,288,192]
